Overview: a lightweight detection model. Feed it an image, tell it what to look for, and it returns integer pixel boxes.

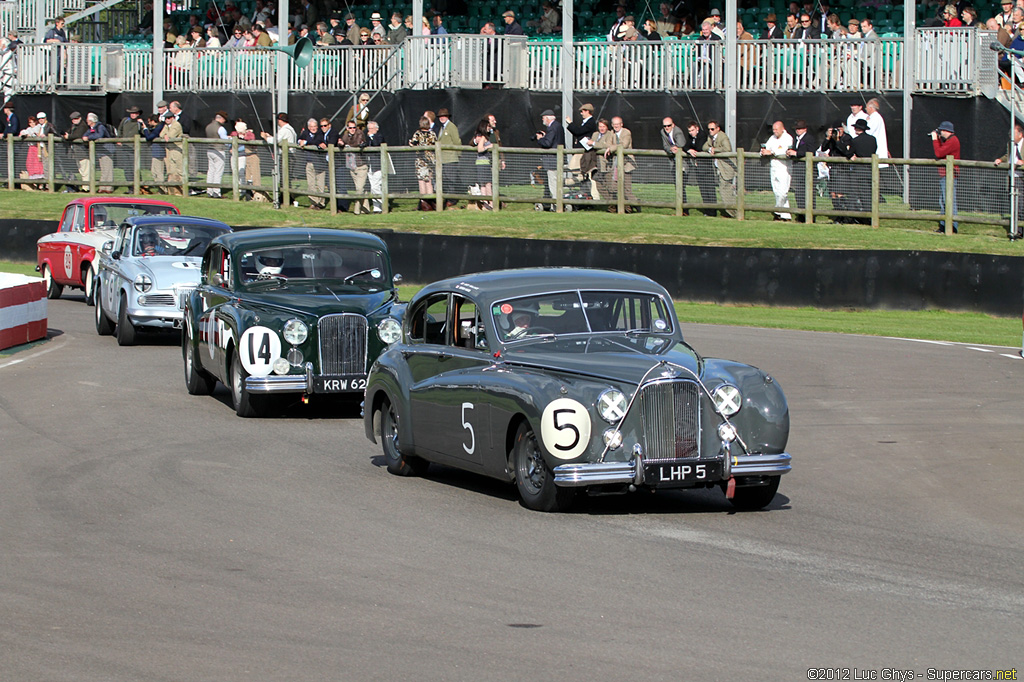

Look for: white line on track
[0,334,70,370]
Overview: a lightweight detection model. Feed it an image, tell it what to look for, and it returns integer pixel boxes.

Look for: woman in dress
[409,116,437,210]
[21,116,46,187]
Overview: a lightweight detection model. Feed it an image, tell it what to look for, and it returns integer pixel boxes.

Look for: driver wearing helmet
[256,251,285,276]
[93,205,108,230]
[507,301,539,339]
[137,228,164,256]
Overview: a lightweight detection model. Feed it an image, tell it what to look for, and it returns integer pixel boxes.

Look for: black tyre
[83,266,95,306]
[183,323,215,395]
[115,292,136,346]
[381,399,429,476]
[727,476,781,511]
[513,421,574,512]
[94,281,113,335]
[231,351,266,418]
[42,264,63,300]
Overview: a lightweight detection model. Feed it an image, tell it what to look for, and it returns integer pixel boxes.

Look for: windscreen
[237,245,387,284]
[492,290,673,342]
[133,223,228,257]
[93,203,177,230]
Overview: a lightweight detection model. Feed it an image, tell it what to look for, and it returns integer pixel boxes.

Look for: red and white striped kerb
[0,274,48,351]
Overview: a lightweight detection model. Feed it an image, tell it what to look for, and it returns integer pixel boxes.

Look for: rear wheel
[231,351,267,418]
[727,476,781,511]
[94,280,113,335]
[381,399,429,476]
[115,292,136,346]
[513,422,574,512]
[83,266,95,306]
[42,264,63,300]
[183,322,215,395]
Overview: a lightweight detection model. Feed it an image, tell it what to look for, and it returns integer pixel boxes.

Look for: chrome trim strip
[731,452,792,476]
[553,459,639,487]
[245,375,310,392]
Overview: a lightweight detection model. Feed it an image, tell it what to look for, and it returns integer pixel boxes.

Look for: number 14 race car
[364,268,792,512]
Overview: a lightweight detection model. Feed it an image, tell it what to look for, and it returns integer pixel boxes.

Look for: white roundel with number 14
[239,326,281,378]
[540,398,591,460]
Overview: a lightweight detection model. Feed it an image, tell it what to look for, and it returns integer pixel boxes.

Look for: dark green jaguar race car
[182,228,403,417]
[364,268,791,512]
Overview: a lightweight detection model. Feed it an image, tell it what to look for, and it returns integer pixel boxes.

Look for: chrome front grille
[139,293,176,306]
[637,380,701,463]
[318,313,368,375]
[175,285,197,310]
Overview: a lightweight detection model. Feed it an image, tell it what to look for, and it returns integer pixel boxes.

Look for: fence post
[89,141,97,194]
[870,154,880,228]
[943,155,955,234]
[674,148,684,216]
[133,136,141,195]
[231,137,239,201]
[6,135,14,190]
[435,139,445,210]
[736,149,745,220]
[556,145,564,213]
[805,153,814,224]
[281,142,290,206]
[380,143,390,214]
[616,145,625,214]
[491,143,500,212]
[328,145,337,215]
[46,135,55,193]
[181,138,190,196]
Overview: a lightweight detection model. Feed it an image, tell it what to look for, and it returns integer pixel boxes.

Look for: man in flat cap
[161,110,184,195]
[62,111,89,189]
[786,119,817,222]
[115,105,145,189]
[205,110,230,198]
[502,10,524,35]
[535,109,565,211]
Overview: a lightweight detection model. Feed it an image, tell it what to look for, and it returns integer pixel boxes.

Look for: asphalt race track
[2,297,1022,681]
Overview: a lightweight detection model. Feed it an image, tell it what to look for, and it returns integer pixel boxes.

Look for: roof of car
[416,268,669,305]
[70,197,179,210]
[212,227,389,252]
[124,215,231,230]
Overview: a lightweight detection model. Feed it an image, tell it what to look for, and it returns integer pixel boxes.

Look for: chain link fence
[0,135,1017,232]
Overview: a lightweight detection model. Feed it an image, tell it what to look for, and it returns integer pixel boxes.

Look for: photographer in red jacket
[931,120,960,234]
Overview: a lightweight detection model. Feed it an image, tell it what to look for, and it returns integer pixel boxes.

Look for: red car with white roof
[36,197,179,305]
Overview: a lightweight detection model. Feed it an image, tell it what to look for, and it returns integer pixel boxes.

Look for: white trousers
[770,163,792,220]
[368,169,383,211]
[207,150,225,197]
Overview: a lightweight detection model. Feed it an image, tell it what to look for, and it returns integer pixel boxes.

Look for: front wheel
[727,476,781,511]
[381,399,429,476]
[83,266,95,306]
[94,281,113,335]
[513,422,574,512]
[231,351,266,418]
[42,264,63,300]
[183,322,215,395]
[115,292,136,346]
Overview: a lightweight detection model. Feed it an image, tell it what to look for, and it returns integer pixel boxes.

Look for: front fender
[703,358,790,455]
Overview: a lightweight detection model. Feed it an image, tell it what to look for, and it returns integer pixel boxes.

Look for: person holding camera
[820,121,854,223]
[931,121,960,234]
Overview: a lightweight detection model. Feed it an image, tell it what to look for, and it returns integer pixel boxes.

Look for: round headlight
[597,388,628,423]
[133,274,152,293]
[602,428,623,450]
[282,319,308,345]
[712,384,742,417]
[377,317,402,345]
[717,422,738,443]
[272,357,291,375]
[286,347,304,367]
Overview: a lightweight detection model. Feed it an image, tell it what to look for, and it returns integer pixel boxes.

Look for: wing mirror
[392,273,403,285]
[111,250,121,260]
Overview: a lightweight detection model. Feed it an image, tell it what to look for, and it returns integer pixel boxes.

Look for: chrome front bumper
[246,375,309,393]
[553,452,792,487]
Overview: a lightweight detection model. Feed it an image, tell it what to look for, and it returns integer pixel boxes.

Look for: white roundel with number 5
[239,326,282,378]
[540,398,592,460]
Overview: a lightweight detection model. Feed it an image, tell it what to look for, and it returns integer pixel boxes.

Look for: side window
[58,207,76,232]
[408,293,449,345]
[71,206,85,232]
[206,247,225,287]
[452,296,487,350]
[113,227,129,255]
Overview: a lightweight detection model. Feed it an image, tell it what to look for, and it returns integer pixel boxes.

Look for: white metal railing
[914,27,978,93]
[3,32,988,96]
[14,42,106,92]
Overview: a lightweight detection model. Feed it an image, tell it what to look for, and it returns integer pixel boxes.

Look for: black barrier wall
[4,220,1021,315]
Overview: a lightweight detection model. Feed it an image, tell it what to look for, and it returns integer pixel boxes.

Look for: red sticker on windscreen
[500,303,513,314]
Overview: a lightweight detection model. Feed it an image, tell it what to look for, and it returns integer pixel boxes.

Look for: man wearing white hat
[369,12,386,39]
